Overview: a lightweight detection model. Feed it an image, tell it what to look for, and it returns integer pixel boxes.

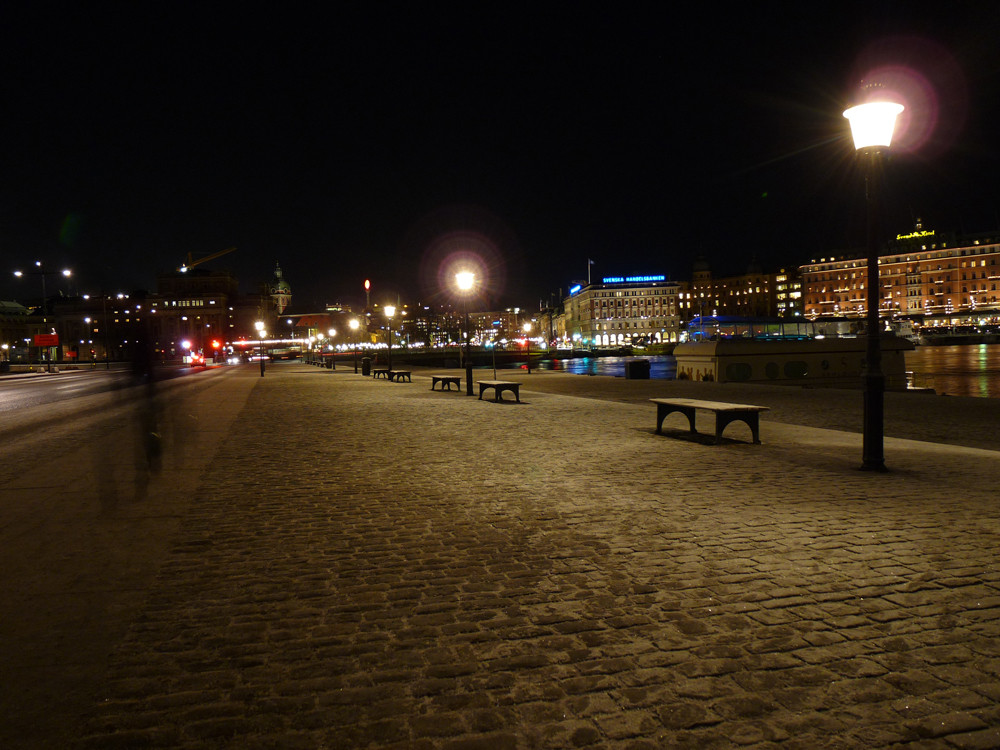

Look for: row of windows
[594,289,674,297]
[152,299,214,308]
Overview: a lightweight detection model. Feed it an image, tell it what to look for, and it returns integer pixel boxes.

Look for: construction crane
[179,246,236,273]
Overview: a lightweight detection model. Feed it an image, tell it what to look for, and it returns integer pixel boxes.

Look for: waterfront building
[563,275,680,346]
[799,225,1000,325]
[678,256,802,322]
[468,309,526,342]
[151,269,240,356]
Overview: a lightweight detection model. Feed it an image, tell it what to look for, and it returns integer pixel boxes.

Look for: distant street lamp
[254,320,266,377]
[13,262,72,371]
[455,271,475,395]
[844,97,904,472]
[523,321,533,374]
[384,305,396,370]
[349,318,360,373]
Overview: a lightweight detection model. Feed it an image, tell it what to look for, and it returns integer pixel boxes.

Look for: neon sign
[602,275,666,284]
[896,230,934,241]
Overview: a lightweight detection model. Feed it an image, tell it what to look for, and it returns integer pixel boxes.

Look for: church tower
[269,263,292,315]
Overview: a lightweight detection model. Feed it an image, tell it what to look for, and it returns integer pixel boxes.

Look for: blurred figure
[130,318,163,500]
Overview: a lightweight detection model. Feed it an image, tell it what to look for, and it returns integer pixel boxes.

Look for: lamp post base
[860,372,887,472]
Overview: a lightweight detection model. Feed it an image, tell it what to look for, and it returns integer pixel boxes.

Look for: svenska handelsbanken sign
[33,334,59,347]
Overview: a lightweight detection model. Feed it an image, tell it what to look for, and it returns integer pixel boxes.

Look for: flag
[588,259,595,265]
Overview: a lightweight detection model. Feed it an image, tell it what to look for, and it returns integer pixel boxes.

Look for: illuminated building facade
[679,256,802,321]
[150,269,240,355]
[799,227,1000,322]
[563,275,680,346]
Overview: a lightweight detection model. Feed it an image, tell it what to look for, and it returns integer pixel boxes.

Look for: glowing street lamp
[523,321,533,375]
[326,328,337,369]
[844,96,904,472]
[455,271,476,395]
[349,318,360,373]
[384,305,396,370]
[254,320,266,377]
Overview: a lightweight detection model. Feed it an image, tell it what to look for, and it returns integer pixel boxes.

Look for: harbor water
[532,344,1000,399]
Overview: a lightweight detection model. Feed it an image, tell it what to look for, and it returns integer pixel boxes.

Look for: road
[0,365,209,414]
[0,365,259,750]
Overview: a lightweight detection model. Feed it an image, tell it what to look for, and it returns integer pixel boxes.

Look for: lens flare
[407,204,517,302]
[851,36,968,156]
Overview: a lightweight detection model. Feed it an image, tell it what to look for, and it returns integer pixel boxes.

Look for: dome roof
[270,263,291,293]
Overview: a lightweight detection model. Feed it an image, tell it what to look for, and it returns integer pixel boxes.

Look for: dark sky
[2,3,999,311]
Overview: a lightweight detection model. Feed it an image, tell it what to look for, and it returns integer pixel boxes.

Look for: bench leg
[656,404,696,435]
[714,412,761,444]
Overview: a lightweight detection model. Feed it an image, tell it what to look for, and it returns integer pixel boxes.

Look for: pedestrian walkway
[10,362,1000,748]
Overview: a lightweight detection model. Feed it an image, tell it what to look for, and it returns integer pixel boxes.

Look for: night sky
[2,3,999,311]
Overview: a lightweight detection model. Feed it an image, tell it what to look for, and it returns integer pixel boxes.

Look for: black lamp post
[384,305,396,371]
[255,321,266,377]
[844,98,904,472]
[456,271,475,395]
[13,262,72,372]
[350,318,360,373]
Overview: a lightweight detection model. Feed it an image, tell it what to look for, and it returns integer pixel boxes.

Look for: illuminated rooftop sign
[602,275,666,284]
[896,229,934,241]
[569,284,582,295]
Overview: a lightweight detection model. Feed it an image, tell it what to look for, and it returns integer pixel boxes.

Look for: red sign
[34,334,59,347]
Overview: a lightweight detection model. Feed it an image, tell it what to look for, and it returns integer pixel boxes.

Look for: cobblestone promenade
[6,363,1000,749]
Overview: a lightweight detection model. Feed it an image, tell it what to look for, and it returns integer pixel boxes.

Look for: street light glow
[455,271,475,292]
[844,101,905,150]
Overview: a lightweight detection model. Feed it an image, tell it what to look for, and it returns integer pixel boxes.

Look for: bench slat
[650,398,769,412]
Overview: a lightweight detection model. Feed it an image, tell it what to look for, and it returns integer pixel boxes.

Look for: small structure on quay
[674,316,914,389]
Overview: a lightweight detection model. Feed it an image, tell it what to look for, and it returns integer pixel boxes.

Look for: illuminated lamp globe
[843,101,904,150]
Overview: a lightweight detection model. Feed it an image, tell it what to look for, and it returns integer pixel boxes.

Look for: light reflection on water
[534,355,677,379]
[524,344,1000,399]
[905,344,1000,398]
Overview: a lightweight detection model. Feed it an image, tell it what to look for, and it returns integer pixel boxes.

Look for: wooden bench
[431,375,462,391]
[388,370,411,382]
[478,380,521,403]
[372,368,390,379]
[650,398,769,444]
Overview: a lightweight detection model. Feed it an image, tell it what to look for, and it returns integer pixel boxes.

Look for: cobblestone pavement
[48,364,1000,747]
